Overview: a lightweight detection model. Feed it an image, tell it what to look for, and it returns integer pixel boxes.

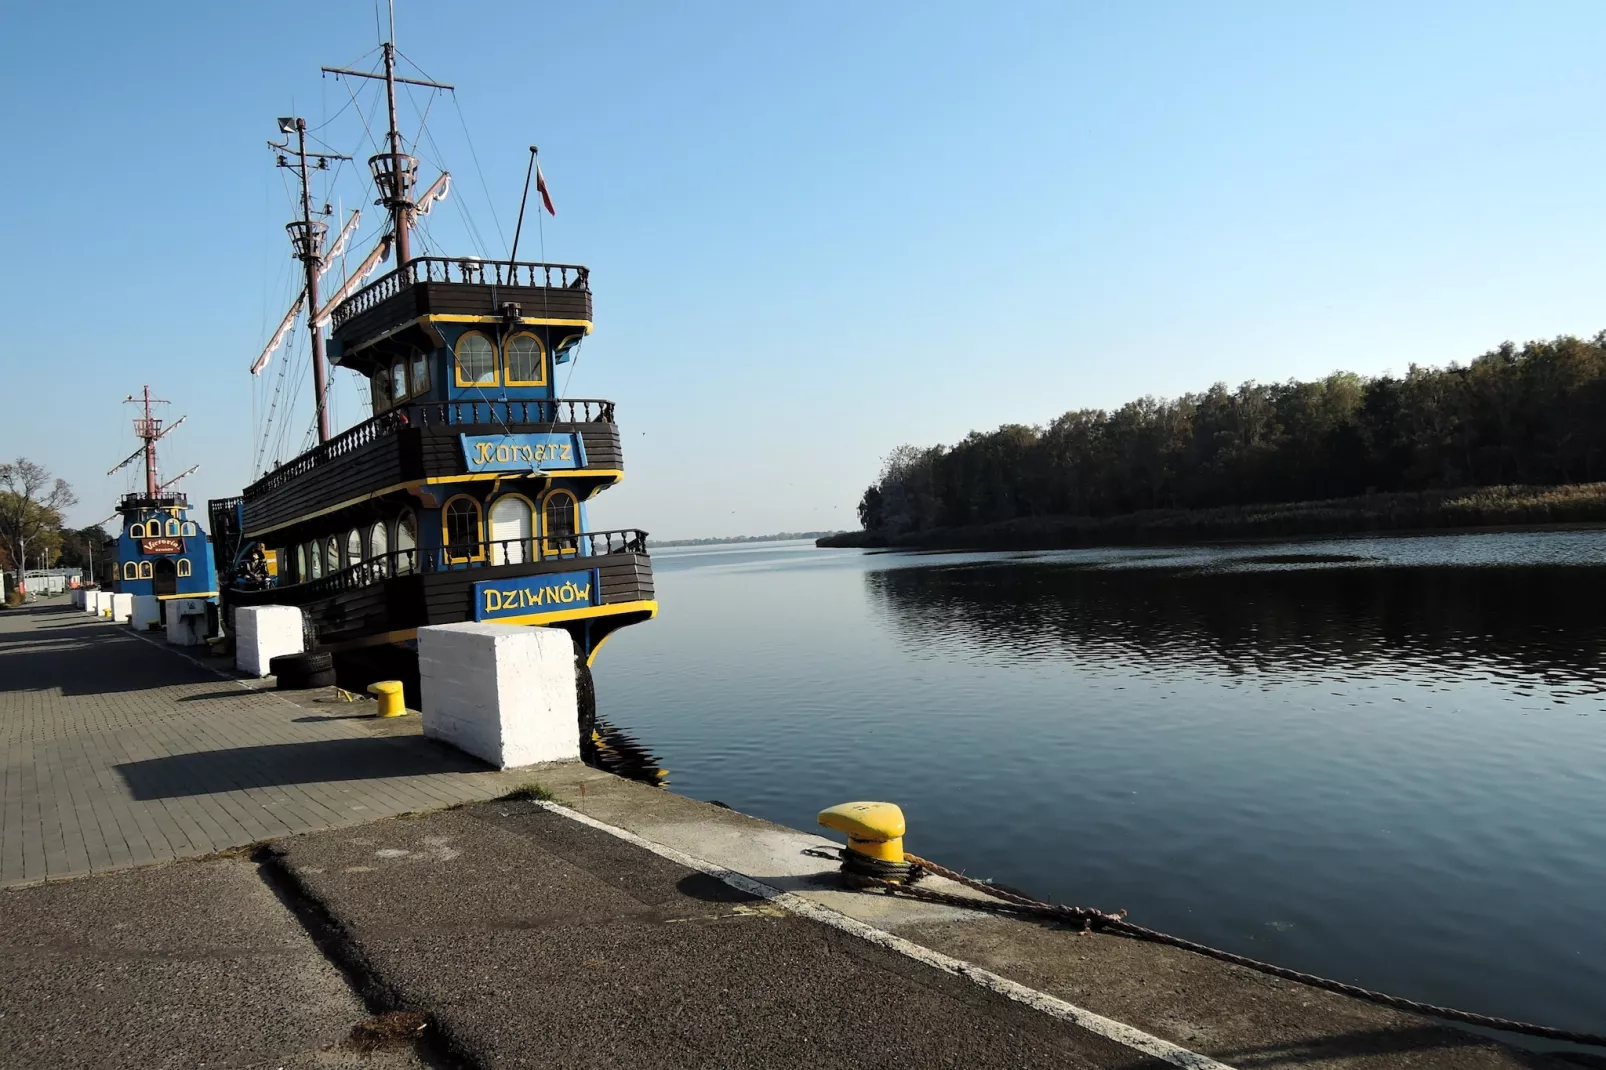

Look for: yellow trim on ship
[156,591,218,600]
[340,314,593,355]
[486,599,658,629]
[320,599,659,654]
[241,470,625,539]
[427,314,593,332]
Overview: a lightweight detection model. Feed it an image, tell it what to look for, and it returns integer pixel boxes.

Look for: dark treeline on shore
[850,333,1606,543]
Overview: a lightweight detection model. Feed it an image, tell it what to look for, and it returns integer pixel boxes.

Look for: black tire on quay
[269,651,332,677]
[270,651,332,688]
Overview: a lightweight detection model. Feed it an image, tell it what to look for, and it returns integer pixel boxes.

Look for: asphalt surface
[0,857,423,1070]
[272,802,1173,1070]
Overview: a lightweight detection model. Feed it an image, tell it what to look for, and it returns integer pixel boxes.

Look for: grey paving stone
[0,603,520,885]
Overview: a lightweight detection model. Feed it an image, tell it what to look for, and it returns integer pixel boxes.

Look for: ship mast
[273,120,349,444]
[383,39,412,267]
[135,386,162,497]
[321,3,451,272]
[108,387,189,496]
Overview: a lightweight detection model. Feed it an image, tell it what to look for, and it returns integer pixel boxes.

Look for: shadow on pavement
[113,736,491,799]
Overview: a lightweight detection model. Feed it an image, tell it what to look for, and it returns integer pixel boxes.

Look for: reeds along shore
[820,483,1606,550]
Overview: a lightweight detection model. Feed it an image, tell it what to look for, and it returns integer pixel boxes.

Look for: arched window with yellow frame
[454,331,498,388]
[129,522,146,539]
[138,561,153,580]
[182,521,197,537]
[541,489,579,556]
[503,332,546,386]
[166,518,182,537]
[442,495,484,562]
[177,559,192,578]
[123,561,138,580]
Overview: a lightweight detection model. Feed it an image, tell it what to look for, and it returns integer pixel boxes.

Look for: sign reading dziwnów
[474,569,600,621]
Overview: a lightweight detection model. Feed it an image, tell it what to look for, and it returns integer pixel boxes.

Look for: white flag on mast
[250,292,306,375]
[414,172,450,217]
[317,210,361,280]
[313,234,394,327]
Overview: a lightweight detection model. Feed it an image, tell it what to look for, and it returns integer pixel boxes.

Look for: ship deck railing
[283,528,648,599]
[331,256,590,329]
[243,398,617,500]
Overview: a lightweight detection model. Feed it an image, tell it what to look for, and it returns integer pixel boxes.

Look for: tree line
[0,458,109,600]
[856,333,1606,535]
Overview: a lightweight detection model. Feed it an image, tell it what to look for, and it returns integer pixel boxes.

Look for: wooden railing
[331,256,591,327]
[121,491,189,508]
[291,528,649,598]
[244,398,616,499]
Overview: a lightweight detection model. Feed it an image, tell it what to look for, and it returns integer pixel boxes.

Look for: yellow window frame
[454,330,500,388]
[442,494,486,562]
[177,559,192,578]
[503,331,547,387]
[541,489,580,557]
[128,522,146,538]
[138,561,153,580]
[123,561,137,580]
[166,518,182,536]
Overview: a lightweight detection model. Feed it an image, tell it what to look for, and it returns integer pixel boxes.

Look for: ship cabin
[221,256,655,660]
[114,491,219,601]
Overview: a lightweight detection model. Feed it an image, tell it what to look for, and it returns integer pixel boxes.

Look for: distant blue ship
[110,386,219,609]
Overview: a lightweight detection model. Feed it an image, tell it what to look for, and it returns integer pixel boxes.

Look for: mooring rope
[845,851,1606,1048]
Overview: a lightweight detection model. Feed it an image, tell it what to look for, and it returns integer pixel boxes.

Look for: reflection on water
[595,533,1606,1039]
[867,558,1606,694]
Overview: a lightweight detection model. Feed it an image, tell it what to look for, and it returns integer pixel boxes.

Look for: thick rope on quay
[850,851,1606,1049]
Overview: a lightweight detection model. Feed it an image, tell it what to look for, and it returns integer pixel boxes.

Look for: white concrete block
[84,591,102,615]
[164,598,210,646]
[419,623,578,769]
[109,593,133,624]
[131,595,161,631]
[235,605,304,677]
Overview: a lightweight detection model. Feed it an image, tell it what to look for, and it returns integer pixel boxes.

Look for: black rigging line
[449,91,508,250]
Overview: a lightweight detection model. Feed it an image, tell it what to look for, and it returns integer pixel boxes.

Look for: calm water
[594,532,1606,1033]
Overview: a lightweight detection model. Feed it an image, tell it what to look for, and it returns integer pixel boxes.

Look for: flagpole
[508,146,538,266]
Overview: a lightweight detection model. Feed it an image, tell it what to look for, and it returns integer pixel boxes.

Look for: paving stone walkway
[0,600,518,886]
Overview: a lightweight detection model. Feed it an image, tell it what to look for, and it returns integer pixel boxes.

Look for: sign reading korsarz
[474,569,601,621]
[460,433,587,472]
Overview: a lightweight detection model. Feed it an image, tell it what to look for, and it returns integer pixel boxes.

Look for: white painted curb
[535,801,1236,1070]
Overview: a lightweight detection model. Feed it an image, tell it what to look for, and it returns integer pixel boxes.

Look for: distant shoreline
[649,531,842,549]
[816,484,1606,551]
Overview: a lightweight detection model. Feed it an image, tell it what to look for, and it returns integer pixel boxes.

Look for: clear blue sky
[4,1,1606,539]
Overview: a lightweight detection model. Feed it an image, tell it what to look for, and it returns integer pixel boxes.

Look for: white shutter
[489,497,532,565]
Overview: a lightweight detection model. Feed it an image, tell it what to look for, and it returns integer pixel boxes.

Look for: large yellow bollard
[367,679,407,718]
[818,801,913,885]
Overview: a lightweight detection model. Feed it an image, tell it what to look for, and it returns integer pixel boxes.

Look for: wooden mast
[271,120,349,445]
[138,386,160,497]
[296,120,331,443]
[320,2,452,272]
[108,388,189,497]
[383,38,411,267]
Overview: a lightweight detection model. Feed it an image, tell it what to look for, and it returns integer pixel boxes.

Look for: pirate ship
[112,387,219,609]
[209,16,654,667]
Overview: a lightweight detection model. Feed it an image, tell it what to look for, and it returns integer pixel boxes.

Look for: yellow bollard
[819,801,913,885]
[366,679,406,718]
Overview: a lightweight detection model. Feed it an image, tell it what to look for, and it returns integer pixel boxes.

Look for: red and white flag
[536,162,556,216]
